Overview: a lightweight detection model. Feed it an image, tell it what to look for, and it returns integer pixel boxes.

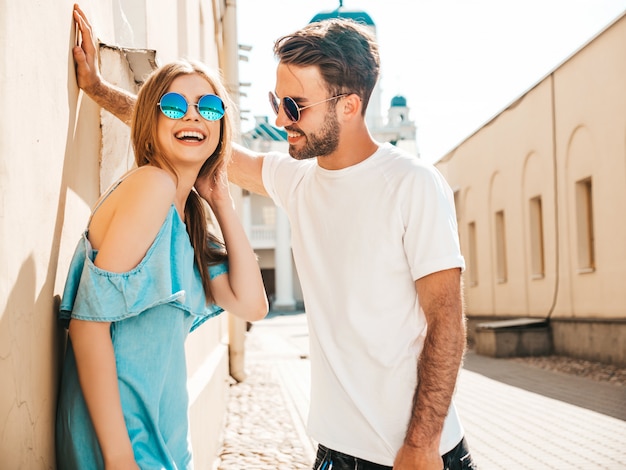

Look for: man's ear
[340,94,362,120]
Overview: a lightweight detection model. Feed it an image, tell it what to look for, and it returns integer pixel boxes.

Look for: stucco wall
[553,18,626,320]
[0,1,236,467]
[437,13,626,364]
[0,2,100,466]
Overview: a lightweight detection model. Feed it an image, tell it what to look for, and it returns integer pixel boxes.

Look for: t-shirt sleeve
[262,152,311,209]
[403,164,465,280]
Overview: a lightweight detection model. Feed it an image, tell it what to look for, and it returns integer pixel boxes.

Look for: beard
[287,110,340,160]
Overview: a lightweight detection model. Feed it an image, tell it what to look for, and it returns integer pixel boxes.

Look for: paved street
[214,312,626,469]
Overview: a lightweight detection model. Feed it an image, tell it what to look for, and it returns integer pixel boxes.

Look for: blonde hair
[131,59,233,303]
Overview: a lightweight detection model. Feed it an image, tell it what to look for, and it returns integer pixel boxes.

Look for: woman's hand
[72,4,102,95]
[196,166,268,321]
[196,166,233,211]
[71,4,136,124]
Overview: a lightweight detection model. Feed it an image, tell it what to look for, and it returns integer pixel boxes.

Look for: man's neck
[317,130,379,171]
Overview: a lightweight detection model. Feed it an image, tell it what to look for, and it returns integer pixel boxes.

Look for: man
[72,4,475,469]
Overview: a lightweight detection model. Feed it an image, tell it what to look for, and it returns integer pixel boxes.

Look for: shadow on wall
[0,25,102,466]
[0,257,66,467]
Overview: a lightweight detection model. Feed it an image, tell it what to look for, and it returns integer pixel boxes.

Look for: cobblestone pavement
[213,314,314,470]
[214,364,312,470]
[213,313,626,469]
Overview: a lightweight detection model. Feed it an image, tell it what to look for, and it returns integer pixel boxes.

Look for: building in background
[436,12,626,366]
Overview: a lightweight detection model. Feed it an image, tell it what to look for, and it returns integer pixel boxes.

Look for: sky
[236,0,626,163]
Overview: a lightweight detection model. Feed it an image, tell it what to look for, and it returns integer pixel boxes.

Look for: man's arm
[73,4,136,124]
[228,143,268,197]
[394,267,466,470]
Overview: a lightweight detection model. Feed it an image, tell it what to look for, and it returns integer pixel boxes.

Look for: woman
[56,59,268,469]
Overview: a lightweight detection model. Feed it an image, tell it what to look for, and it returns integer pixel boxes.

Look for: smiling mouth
[286,129,303,140]
[175,131,206,142]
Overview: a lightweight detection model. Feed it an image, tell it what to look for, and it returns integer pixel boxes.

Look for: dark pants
[312,437,477,470]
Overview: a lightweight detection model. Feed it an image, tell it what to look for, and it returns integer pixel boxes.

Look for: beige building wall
[0,0,240,467]
[437,13,626,365]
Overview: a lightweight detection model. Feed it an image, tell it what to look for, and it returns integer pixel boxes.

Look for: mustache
[285,125,303,134]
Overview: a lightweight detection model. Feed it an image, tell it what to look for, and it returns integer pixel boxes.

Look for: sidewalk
[213,312,626,469]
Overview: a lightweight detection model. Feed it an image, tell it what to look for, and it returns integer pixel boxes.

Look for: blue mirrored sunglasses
[157,92,225,121]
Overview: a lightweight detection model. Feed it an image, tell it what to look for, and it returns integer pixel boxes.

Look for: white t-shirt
[262,143,466,466]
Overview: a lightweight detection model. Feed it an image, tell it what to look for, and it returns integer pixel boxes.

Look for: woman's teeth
[175,131,205,141]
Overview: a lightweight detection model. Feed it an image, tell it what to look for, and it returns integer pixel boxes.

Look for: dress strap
[87,168,139,229]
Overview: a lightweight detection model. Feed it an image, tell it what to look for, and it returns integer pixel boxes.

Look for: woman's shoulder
[124,166,176,194]
[88,166,177,270]
[106,166,176,213]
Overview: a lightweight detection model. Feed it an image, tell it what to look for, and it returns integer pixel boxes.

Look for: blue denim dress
[56,204,226,469]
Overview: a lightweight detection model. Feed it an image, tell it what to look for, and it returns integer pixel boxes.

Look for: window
[468,222,478,286]
[495,210,507,283]
[529,196,545,278]
[575,177,595,272]
[453,190,461,222]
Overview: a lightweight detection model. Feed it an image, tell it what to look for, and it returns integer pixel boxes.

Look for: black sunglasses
[268,91,348,122]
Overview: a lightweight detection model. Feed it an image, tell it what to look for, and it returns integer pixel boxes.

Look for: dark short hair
[273,18,380,114]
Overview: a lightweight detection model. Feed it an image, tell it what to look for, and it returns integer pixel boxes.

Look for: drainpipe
[546,73,560,321]
[222,0,247,383]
